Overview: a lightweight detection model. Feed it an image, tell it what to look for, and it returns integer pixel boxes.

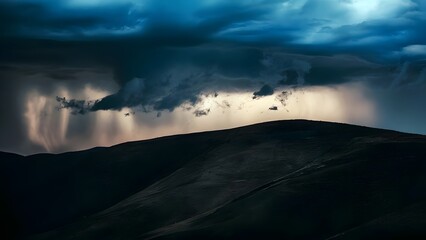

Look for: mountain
[1,120,426,240]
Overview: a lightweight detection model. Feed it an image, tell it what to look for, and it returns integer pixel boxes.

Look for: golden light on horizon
[23,82,376,154]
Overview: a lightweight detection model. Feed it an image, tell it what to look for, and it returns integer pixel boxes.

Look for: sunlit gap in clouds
[24,82,376,154]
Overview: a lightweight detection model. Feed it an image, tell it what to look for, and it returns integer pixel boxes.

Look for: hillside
[1,120,426,239]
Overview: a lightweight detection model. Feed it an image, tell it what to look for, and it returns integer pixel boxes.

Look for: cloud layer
[0,0,426,153]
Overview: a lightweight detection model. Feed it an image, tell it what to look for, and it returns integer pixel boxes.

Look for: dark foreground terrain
[2,120,426,240]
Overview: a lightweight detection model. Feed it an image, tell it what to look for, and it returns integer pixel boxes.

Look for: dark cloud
[215,100,231,109]
[1,0,424,115]
[0,1,141,39]
[124,111,135,117]
[276,91,292,107]
[193,108,210,117]
[91,77,146,111]
[253,84,274,99]
[0,0,426,154]
[56,96,88,115]
[278,70,299,85]
[153,93,199,112]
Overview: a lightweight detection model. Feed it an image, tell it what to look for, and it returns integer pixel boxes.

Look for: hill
[1,120,426,239]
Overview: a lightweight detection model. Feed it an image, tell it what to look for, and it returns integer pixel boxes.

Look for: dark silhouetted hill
[1,120,426,240]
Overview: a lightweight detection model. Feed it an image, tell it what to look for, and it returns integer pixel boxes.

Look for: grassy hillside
[1,120,426,239]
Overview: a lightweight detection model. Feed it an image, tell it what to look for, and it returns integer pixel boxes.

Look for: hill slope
[2,120,426,239]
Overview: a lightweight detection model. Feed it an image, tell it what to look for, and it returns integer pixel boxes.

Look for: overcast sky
[1,0,426,155]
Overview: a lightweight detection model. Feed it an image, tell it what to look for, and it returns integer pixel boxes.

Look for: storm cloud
[1,0,426,154]
[2,0,426,103]
[253,85,274,99]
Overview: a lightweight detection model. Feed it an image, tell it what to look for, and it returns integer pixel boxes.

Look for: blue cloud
[402,44,426,56]
[1,0,426,113]
[1,0,425,59]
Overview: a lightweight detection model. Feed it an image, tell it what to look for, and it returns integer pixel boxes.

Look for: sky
[1,0,426,155]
